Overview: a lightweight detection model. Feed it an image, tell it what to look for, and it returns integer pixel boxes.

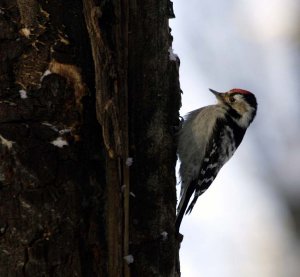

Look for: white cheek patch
[231,94,255,128]
[235,103,255,128]
[242,106,255,126]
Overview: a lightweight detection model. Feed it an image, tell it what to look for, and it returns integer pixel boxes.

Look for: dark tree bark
[0,0,181,276]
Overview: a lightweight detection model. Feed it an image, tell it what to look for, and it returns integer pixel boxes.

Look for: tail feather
[175,180,197,233]
[185,188,207,214]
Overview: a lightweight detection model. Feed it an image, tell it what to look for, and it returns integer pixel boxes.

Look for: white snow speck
[161,231,168,241]
[124,255,134,264]
[121,185,126,192]
[40,69,52,82]
[19,89,28,99]
[0,135,14,149]
[130,192,136,198]
[168,47,178,61]
[51,137,68,148]
[126,157,133,167]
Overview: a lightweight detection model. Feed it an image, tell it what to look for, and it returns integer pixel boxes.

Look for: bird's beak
[209,88,225,102]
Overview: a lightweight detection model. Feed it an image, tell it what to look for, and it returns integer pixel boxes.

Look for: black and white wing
[176,116,245,232]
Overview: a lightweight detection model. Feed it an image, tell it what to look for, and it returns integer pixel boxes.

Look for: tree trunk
[0,0,181,276]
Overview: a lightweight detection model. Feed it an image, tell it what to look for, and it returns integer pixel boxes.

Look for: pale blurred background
[170,0,300,276]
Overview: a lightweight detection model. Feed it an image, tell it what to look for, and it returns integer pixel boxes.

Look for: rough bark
[0,0,181,276]
[127,1,181,276]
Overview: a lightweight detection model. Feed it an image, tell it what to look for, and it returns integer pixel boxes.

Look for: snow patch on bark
[51,137,68,148]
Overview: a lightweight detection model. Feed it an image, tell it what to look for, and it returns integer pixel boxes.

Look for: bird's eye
[229,96,235,103]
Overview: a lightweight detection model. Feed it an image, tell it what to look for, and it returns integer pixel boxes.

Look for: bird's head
[209,88,257,128]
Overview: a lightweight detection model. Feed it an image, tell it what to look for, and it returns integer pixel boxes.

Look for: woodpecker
[176,88,257,233]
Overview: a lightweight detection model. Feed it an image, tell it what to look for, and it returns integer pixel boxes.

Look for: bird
[176,88,257,233]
